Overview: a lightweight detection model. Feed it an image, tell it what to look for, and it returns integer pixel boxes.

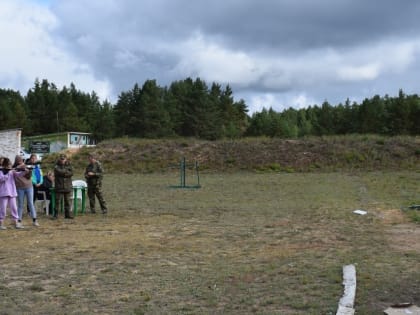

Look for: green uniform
[85,160,107,214]
[54,160,73,218]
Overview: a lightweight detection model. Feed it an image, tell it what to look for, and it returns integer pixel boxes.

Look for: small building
[67,132,96,148]
[0,128,22,160]
[23,132,96,155]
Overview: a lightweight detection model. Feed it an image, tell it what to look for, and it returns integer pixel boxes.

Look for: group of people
[0,153,107,230]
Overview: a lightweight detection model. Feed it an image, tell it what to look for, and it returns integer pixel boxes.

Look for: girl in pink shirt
[0,157,29,229]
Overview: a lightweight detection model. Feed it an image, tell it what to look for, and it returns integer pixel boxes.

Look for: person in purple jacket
[0,157,31,229]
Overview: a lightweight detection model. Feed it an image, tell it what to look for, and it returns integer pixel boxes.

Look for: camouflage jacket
[54,161,73,193]
[84,160,104,186]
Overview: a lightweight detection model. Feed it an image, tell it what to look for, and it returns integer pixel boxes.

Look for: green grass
[406,209,420,222]
[0,171,418,314]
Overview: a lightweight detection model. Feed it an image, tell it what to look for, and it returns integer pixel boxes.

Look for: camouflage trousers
[87,183,107,213]
[54,191,71,217]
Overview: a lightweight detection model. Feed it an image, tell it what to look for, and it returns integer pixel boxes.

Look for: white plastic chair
[35,190,50,215]
[70,180,87,213]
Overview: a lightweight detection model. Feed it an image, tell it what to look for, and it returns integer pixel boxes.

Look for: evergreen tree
[219,85,249,138]
[306,106,322,136]
[25,79,61,135]
[386,89,411,135]
[0,89,28,131]
[405,94,420,135]
[279,108,299,138]
[127,83,143,137]
[317,101,334,135]
[179,78,205,137]
[230,99,249,138]
[69,83,95,132]
[0,98,13,129]
[140,79,172,138]
[94,100,116,140]
[3,76,420,140]
[57,87,81,132]
[297,108,312,136]
[113,90,133,136]
[337,98,359,134]
[10,100,28,129]
[244,110,263,136]
[359,95,386,134]
[164,80,190,136]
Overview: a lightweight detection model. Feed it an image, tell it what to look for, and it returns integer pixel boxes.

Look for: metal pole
[195,161,200,186]
[181,157,186,187]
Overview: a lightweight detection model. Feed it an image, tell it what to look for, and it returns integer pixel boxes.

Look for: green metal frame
[50,186,86,216]
[402,204,420,211]
[169,157,201,189]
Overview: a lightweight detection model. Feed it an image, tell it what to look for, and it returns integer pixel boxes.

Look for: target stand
[169,157,201,189]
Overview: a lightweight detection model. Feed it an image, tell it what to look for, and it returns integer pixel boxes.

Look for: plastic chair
[35,191,50,215]
[71,180,87,214]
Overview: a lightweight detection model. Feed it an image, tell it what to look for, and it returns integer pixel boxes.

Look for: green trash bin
[72,185,86,215]
[49,186,86,216]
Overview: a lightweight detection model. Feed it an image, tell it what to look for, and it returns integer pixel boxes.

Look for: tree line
[0,78,418,140]
[246,90,419,137]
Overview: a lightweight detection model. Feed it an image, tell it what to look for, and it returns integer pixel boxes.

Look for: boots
[64,209,74,219]
[51,209,58,220]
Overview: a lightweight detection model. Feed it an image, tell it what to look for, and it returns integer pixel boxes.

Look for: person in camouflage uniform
[84,154,107,214]
[53,154,73,219]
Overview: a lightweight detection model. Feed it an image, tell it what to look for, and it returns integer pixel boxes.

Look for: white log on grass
[336,264,356,315]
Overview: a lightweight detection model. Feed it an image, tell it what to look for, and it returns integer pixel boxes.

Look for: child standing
[0,158,30,229]
[27,154,43,214]
[13,155,39,227]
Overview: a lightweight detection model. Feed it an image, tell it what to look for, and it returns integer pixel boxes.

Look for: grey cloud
[46,0,420,110]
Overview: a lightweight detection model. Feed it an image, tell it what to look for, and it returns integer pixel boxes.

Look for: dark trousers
[88,184,107,213]
[54,191,71,217]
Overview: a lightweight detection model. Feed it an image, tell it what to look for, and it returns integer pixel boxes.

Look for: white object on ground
[353,209,367,215]
[384,304,420,315]
[336,264,356,315]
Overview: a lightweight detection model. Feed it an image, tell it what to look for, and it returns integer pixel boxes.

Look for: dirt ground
[0,172,419,314]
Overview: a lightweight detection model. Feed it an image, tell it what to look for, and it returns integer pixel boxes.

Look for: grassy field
[0,171,419,314]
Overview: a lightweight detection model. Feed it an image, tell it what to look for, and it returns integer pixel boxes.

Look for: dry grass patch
[0,171,418,314]
[387,224,420,253]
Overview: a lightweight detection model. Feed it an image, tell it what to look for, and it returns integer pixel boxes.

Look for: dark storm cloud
[56,1,420,46]
[4,0,420,112]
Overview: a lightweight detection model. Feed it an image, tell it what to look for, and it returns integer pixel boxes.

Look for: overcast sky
[1,0,420,113]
